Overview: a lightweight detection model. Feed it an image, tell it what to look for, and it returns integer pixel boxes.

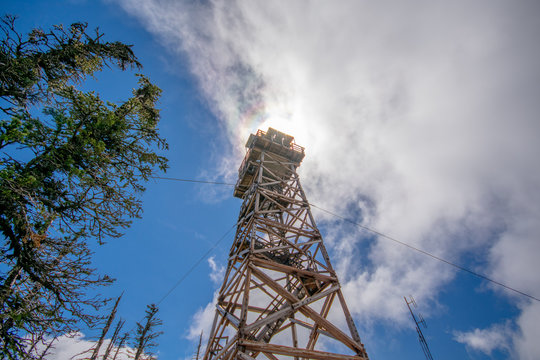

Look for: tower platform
[234,128,305,198]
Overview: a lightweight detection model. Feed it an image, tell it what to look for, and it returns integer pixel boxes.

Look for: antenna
[404,296,434,360]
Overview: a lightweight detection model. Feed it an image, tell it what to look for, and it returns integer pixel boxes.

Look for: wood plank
[216,306,240,328]
[243,304,293,333]
[249,265,365,354]
[238,340,365,360]
[236,351,257,360]
[289,317,336,340]
[251,258,336,282]
[211,335,237,360]
[262,352,279,360]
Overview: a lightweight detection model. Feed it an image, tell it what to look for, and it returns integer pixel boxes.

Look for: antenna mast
[404,296,434,360]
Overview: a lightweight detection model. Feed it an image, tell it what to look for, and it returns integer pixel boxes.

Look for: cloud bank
[29,332,135,359]
[454,322,512,355]
[116,0,540,357]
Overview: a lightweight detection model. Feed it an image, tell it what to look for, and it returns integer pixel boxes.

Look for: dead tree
[133,304,163,360]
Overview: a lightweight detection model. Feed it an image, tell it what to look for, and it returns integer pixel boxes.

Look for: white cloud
[184,256,225,354]
[186,290,218,347]
[207,256,225,285]
[183,256,226,356]
[455,302,540,360]
[454,322,512,355]
[116,0,540,356]
[30,332,136,360]
[514,302,540,360]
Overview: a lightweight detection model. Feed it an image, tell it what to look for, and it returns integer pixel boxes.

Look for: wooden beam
[236,351,257,360]
[249,265,365,354]
[251,257,336,282]
[251,239,322,254]
[211,335,237,360]
[262,352,279,360]
[290,317,336,340]
[216,306,240,329]
[238,340,365,360]
[243,304,293,333]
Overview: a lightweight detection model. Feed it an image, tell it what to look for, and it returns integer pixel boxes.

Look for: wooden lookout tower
[203,128,369,360]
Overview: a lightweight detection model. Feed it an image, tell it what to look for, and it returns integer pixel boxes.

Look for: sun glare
[235,97,311,152]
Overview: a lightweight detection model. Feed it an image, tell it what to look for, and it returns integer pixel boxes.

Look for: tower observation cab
[234,128,305,199]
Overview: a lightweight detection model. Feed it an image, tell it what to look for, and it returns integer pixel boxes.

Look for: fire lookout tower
[203,128,369,360]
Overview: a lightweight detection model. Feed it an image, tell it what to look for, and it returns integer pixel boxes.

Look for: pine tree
[0,15,168,358]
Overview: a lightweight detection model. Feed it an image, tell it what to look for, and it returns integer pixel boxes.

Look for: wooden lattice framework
[203,128,369,360]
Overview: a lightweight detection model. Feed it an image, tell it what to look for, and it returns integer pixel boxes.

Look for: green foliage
[0,15,168,359]
[0,14,141,115]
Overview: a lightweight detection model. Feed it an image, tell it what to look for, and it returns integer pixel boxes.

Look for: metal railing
[254,129,305,153]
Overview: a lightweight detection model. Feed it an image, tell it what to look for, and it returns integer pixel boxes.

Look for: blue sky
[3,1,540,359]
